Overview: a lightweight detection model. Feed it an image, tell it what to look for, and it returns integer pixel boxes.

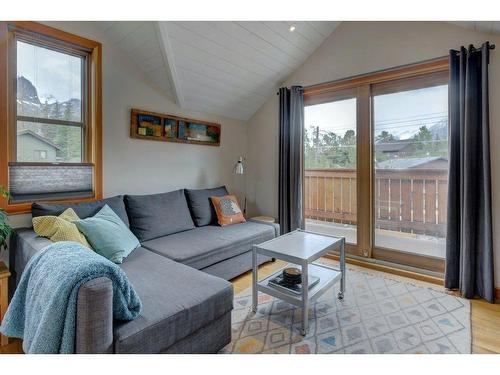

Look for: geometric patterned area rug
[221,266,471,354]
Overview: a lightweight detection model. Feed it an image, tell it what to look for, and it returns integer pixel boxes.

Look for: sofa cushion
[211,194,246,226]
[32,195,130,227]
[75,205,140,264]
[114,247,233,353]
[32,208,92,249]
[141,221,276,270]
[185,186,229,227]
[201,250,272,281]
[124,190,195,242]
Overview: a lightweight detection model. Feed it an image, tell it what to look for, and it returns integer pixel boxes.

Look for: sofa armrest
[9,228,53,300]
[248,219,280,236]
[270,222,280,236]
[76,277,114,353]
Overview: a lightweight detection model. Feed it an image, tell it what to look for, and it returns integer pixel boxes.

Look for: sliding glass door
[303,93,357,246]
[373,83,448,263]
[302,59,449,273]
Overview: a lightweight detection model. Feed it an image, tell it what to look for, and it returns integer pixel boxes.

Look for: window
[0,22,102,213]
[16,40,84,163]
[304,58,449,273]
[33,150,47,160]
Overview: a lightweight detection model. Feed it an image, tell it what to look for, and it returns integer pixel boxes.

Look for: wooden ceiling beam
[155,22,185,108]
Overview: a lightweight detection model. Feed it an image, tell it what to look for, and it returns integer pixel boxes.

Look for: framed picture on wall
[130,109,221,146]
[137,113,162,137]
[164,118,177,138]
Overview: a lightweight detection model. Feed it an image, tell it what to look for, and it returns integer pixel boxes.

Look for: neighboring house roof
[377,157,448,169]
[375,140,414,153]
[17,129,61,150]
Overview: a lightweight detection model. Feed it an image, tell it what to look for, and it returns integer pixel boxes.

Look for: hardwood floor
[231,259,287,294]
[0,338,22,354]
[471,299,500,353]
[1,259,499,354]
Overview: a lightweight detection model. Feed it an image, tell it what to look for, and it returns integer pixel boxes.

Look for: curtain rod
[277,43,495,95]
[450,42,496,54]
[277,55,450,95]
[276,87,304,95]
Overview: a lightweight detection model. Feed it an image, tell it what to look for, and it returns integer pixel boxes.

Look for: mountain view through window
[16,40,84,163]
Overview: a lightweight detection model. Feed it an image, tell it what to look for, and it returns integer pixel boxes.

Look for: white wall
[245,21,500,286]
[3,21,247,251]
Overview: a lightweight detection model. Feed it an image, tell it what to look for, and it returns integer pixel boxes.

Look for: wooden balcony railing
[304,168,448,237]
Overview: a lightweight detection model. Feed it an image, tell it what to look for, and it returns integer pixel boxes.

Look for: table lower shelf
[256,263,342,307]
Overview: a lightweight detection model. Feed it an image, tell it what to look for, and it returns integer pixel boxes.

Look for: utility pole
[314,126,319,165]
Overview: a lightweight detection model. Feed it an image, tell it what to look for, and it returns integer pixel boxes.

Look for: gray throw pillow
[31,195,130,227]
[185,186,229,227]
[124,189,195,241]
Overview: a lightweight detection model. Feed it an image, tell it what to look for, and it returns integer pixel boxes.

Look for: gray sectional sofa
[9,187,279,353]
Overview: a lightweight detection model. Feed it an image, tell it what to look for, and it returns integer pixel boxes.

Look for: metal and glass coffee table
[252,229,346,336]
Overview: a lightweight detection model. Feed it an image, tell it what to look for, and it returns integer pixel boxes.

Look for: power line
[306,116,448,135]
[305,111,447,130]
[308,121,448,137]
[375,111,447,125]
[309,139,449,151]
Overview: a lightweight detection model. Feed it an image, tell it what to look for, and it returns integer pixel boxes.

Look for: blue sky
[304,85,448,140]
[17,40,82,103]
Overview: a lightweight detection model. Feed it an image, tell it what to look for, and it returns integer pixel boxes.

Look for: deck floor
[306,219,446,259]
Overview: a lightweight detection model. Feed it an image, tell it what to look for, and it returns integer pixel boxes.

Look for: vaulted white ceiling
[96,21,499,121]
[96,21,340,120]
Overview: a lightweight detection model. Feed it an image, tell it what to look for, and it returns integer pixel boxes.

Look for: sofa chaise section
[114,248,232,353]
[10,230,233,353]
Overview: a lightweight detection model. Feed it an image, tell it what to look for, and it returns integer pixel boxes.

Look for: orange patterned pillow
[210,195,246,226]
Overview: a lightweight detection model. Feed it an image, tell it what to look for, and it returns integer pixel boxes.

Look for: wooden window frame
[0,22,102,214]
[13,32,89,163]
[303,57,449,274]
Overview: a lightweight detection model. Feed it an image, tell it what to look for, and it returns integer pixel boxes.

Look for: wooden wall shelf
[130,108,221,147]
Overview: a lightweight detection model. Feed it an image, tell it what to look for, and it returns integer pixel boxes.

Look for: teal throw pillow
[75,204,140,264]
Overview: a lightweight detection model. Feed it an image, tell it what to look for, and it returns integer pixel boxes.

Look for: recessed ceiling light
[289,25,296,32]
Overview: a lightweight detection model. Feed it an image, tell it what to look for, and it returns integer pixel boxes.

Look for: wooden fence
[304,168,448,237]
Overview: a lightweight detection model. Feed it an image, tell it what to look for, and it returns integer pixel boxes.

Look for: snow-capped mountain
[428,119,448,140]
[16,76,81,122]
[375,117,448,141]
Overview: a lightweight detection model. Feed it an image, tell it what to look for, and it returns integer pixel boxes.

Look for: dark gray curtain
[278,86,304,234]
[445,42,495,303]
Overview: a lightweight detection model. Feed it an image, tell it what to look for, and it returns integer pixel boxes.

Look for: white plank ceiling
[96,21,499,121]
[96,21,175,101]
[96,21,340,120]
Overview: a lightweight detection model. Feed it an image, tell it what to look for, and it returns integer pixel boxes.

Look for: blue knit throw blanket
[0,241,142,353]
